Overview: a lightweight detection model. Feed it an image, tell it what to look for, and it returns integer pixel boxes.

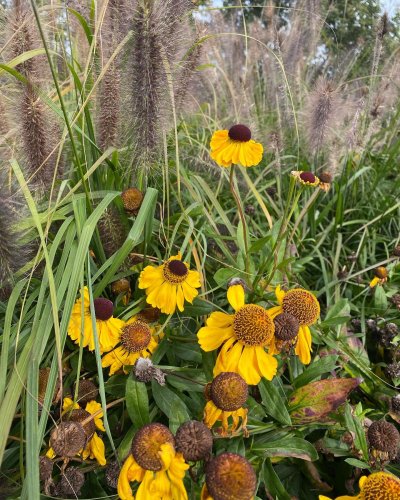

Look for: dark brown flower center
[211,372,248,411]
[206,452,257,500]
[228,124,251,142]
[120,321,152,353]
[163,259,188,284]
[282,289,320,326]
[299,171,317,184]
[274,313,299,341]
[175,420,213,462]
[93,298,114,321]
[131,423,175,471]
[233,304,274,346]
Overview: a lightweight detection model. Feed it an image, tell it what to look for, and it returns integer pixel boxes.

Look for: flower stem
[229,167,249,274]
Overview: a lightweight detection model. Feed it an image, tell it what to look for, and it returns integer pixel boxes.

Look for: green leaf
[213,268,240,287]
[118,426,136,461]
[344,403,369,460]
[262,459,291,500]
[253,438,318,461]
[126,377,150,429]
[292,355,338,388]
[258,379,292,425]
[344,458,371,469]
[374,286,388,313]
[151,381,190,433]
[181,298,215,317]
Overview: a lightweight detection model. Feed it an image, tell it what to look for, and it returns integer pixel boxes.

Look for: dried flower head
[368,420,400,461]
[131,423,175,471]
[205,452,257,500]
[391,294,400,310]
[105,460,121,489]
[50,422,86,458]
[375,267,388,279]
[393,245,400,258]
[59,467,85,497]
[391,395,400,415]
[73,379,99,406]
[121,188,144,215]
[134,357,166,385]
[387,362,400,380]
[175,420,213,462]
[210,372,248,412]
[136,306,161,324]
[39,456,53,482]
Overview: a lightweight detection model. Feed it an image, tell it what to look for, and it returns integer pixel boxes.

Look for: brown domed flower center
[362,473,400,499]
[228,124,251,142]
[120,321,152,353]
[374,266,388,279]
[273,313,299,341]
[368,421,400,456]
[175,420,213,462]
[206,452,257,500]
[131,423,175,471]
[282,289,320,326]
[68,408,96,439]
[121,187,143,214]
[299,171,317,184]
[163,259,188,284]
[233,304,274,346]
[211,372,248,411]
[93,298,114,321]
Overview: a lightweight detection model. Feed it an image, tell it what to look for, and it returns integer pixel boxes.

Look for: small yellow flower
[101,316,159,375]
[319,471,400,499]
[197,283,277,385]
[67,287,124,354]
[291,170,320,187]
[267,286,320,365]
[138,253,201,314]
[210,124,263,168]
[118,423,189,500]
[369,266,388,288]
[47,397,106,466]
[203,372,248,437]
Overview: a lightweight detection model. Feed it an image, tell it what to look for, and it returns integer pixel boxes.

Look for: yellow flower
[369,266,388,288]
[67,287,124,354]
[319,471,400,499]
[118,423,189,500]
[101,316,159,375]
[210,125,263,168]
[291,170,320,187]
[267,286,320,365]
[138,253,201,314]
[47,397,106,466]
[197,284,277,385]
[203,372,249,437]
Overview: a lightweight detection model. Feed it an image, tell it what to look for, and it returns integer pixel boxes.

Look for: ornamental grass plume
[125,0,197,176]
[4,0,63,197]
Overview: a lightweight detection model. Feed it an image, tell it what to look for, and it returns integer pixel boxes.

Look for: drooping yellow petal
[227,284,245,311]
[204,400,223,428]
[197,325,235,352]
[238,346,261,385]
[118,455,138,500]
[181,280,199,304]
[206,311,234,329]
[275,285,286,304]
[186,269,201,288]
[85,401,105,431]
[84,432,106,466]
[255,346,278,381]
[217,341,243,375]
[62,397,80,413]
[295,325,312,365]
[369,276,380,288]
[46,448,56,459]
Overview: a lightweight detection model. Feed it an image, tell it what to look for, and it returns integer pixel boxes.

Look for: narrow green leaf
[263,459,291,500]
[292,355,338,388]
[258,379,292,425]
[126,377,150,429]
[151,381,190,433]
[253,438,318,461]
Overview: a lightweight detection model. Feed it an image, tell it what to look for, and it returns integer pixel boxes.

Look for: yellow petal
[118,455,136,500]
[218,341,243,374]
[138,265,164,289]
[210,130,229,150]
[238,346,261,385]
[369,276,380,288]
[181,280,199,304]
[206,311,234,329]
[204,400,222,428]
[295,325,312,365]
[275,285,285,304]
[62,397,80,413]
[87,432,106,466]
[197,325,234,352]
[255,346,278,381]
[46,448,56,459]
[186,269,201,288]
[227,284,245,311]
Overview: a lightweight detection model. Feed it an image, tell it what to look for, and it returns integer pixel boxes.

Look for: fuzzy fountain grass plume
[124,0,196,179]
[3,0,63,198]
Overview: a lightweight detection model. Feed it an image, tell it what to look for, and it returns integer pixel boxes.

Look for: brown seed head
[391,395,400,414]
[39,456,53,482]
[121,188,144,214]
[206,452,257,500]
[59,467,85,497]
[282,289,320,325]
[131,423,175,471]
[374,267,388,279]
[300,171,317,184]
[137,306,161,323]
[175,420,213,462]
[74,379,99,406]
[233,304,274,346]
[393,245,400,258]
[368,420,400,458]
[105,460,120,489]
[111,278,131,295]
[319,172,333,184]
[93,297,114,320]
[50,422,86,457]
[228,124,251,142]
[211,372,248,412]
[68,408,96,439]
[273,313,299,341]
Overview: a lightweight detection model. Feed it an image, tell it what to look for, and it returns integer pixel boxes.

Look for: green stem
[229,167,249,275]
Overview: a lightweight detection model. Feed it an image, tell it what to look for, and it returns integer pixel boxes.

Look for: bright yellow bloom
[197,284,277,385]
[67,287,124,354]
[210,125,263,168]
[47,397,106,466]
[319,471,400,499]
[138,253,201,314]
[291,170,320,187]
[267,286,320,365]
[369,266,388,288]
[101,316,159,375]
[118,423,189,500]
